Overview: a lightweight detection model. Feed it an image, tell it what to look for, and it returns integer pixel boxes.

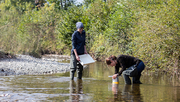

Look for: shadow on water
[0,61,180,101]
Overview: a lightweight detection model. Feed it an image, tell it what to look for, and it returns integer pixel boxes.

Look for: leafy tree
[129,0,180,73]
[47,0,75,10]
[55,5,84,53]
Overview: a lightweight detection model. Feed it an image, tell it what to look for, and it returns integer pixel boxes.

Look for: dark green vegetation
[0,51,15,58]
[0,0,179,75]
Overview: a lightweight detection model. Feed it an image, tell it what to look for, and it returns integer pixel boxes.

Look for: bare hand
[84,51,88,54]
[112,74,118,79]
[76,56,80,61]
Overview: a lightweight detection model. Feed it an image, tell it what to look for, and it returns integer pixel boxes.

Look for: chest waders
[122,62,145,84]
[122,65,139,84]
[70,54,83,80]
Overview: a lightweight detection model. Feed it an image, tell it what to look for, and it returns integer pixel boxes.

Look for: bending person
[106,55,145,84]
[70,22,88,80]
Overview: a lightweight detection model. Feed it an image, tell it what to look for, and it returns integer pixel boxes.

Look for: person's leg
[122,70,132,85]
[137,61,145,73]
[70,54,77,80]
[133,74,142,84]
[122,66,138,84]
[133,61,145,84]
[77,62,83,79]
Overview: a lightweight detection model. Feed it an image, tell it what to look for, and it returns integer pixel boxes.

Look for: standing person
[70,22,88,80]
[106,55,145,84]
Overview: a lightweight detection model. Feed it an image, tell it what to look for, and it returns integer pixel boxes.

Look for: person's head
[106,55,117,67]
[76,22,84,34]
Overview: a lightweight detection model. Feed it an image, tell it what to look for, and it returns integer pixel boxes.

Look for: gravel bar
[0,55,70,76]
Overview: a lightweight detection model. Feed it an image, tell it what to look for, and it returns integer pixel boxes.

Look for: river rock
[0,55,70,76]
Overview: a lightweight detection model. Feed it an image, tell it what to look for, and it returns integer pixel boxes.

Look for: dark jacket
[115,55,142,76]
[71,30,86,55]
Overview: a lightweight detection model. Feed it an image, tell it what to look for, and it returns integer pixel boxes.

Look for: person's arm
[84,45,88,54]
[117,57,126,76]
[72,32,80,61]
[118,64,126,76]
[112,62,126,79]
[115,63,119,74]
[74,49,80,61]
[112,64,120,79]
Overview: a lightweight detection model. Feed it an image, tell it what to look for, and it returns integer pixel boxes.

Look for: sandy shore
[0,55,71,76]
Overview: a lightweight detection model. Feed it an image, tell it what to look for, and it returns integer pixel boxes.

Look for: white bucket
[112,77,119,84]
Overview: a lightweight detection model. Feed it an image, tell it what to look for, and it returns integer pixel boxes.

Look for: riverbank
[0,54,71,76]
[0,51,16,59]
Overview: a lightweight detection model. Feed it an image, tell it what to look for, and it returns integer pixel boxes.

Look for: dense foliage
[0,0,179,74]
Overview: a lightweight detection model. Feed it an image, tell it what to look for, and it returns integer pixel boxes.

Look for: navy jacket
[71,30,86,55]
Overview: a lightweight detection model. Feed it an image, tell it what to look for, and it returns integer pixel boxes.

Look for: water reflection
[112,83,119,99]
[112,84,143,102]
[69,79,83,102]
[1,60,180,101]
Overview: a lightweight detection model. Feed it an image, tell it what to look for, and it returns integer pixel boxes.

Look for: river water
[0,61,180,102]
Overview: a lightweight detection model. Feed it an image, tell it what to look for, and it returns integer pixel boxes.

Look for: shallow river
[0,61,180,102]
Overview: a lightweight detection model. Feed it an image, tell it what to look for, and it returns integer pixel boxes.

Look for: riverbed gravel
[0,55,71,76]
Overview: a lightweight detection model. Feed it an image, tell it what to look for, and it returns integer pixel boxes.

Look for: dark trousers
[122,61,145,84]
[133,61,145,84]
[70,54,83,80]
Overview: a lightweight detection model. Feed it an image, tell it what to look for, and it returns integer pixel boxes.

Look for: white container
[112,77,119,84]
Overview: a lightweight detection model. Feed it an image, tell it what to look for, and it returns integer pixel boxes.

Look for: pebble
[0,55,70,76]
